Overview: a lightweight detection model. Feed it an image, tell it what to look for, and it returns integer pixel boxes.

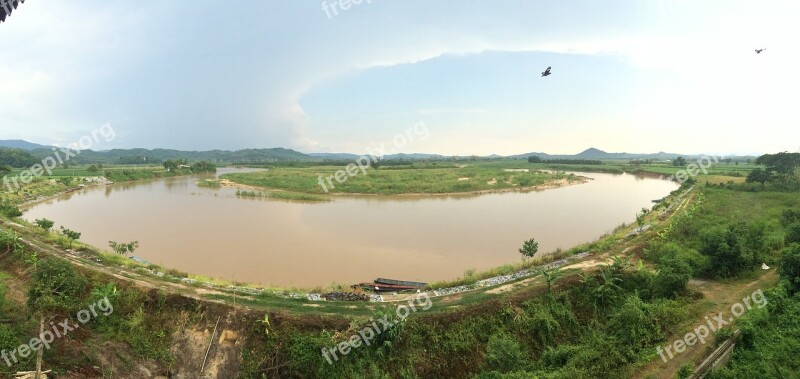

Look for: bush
[677,364,694,379]
[483,333,526,373]
[0,324,21,359]
[650,242,708,278]
[782,209,800,226]
[608,295,663,350]
[785,223,800,245]
[27,259,89,314]
[778,244,800,293]
[700,223,765,278]
[0,199,22,218]
[653,256,692,298]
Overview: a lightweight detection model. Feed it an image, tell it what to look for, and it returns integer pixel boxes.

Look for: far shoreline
[217,174,592,198]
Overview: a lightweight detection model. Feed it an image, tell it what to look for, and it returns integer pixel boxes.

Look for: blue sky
[1,0,798,155]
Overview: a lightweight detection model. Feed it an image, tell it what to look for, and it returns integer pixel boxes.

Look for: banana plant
[91,283,119,301]
[24,251,38,269]
[12,232,24,257]
[259,313,271,335]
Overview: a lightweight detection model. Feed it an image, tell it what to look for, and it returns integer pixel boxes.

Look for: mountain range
[0,139,755,164]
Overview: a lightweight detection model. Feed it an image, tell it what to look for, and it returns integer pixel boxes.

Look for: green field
[222,158,758,195]
[222,162,583,195]
[2,164,215,204]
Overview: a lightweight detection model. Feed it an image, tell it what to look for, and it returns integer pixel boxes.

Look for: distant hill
[0,147,40,167]
[308,153,362,160]
[383,153,444,160]
[0,139,51,150]
[56,147,312,164]
[510,147,716,161]
[0,139,758,165]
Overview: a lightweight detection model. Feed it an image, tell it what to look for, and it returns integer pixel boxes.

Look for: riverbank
[5,178,765,378]
[20,168,676,287]
[220,163,589,195]
[215,175,589,199]
[12,167,215,209]
[2,178,689,304]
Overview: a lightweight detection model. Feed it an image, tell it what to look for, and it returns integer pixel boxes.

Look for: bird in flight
[755,49,766,54]
[541,66,552,77]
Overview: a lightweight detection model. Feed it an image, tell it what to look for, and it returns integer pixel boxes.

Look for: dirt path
[634,270,779,378]
[2,221,233,305]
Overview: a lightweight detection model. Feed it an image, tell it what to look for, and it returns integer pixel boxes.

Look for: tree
[91,283,118,302]
[539,267,563,293]
[595,267,623,308]
[0,149,38,167]
[108,240,139,257]
[25,252,39,270]
[34,218,54,234]
[163,160,178,171]
[190,161,216,173]
[0,164,11,175]
[700,223,764,278]
[783,209,800,226]
[653,256,692,298]
[746,168,771,186]
[0,199,22,218]
[28,258,88,315]
[673,157,687,167]
[755,152,800,185]
[785,223,800,245]
[528,156,542,163]
[27,259,88,379]
[87,164,99,173]
[636,207,650,227]
[483,333,525,373]
[609,295,662,348]
[518,238,539,260]
[59,226,81,249]
[779,244,800,293]
[610,255,632,273]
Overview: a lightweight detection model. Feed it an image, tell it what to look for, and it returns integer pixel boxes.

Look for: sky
[1,0,799,156]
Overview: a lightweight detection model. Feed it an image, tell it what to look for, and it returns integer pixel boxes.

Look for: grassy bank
[235,189,331,202]
[222,162,583,195]
[1,158,793,378]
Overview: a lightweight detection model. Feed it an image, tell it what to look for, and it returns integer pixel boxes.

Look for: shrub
[608,295,663,350]
[782,209,800,226]
[0,199,22,218]
[483,333,526,373]
[778,244,800,293]
[700,223,765,278]
[785,223,800,245]
[653,256,692,298]
[27,259,89,314]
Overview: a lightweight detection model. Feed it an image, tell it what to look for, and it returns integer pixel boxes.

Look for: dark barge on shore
[353,278,428,293]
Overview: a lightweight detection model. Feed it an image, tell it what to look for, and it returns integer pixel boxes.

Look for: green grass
[222,161,581,195]
[267,191,331,202]
[222,158,759,195]
[4,165,798,378]
[196,178,221,188]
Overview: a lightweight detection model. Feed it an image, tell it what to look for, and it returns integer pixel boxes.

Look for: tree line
[746,152,800,186]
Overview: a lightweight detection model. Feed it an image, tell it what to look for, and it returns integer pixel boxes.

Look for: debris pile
[321,292,369,302]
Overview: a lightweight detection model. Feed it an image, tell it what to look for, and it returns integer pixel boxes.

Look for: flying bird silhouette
[541,66,552,77]
[0,0,25,23]
[755,49,766,54]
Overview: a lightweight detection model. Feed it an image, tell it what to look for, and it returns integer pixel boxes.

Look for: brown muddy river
[22,168,678,288]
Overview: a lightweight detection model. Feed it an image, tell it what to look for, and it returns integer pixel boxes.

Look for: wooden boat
[374,278,427,288]
[375,278,427,287]
[354,282,422,292]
